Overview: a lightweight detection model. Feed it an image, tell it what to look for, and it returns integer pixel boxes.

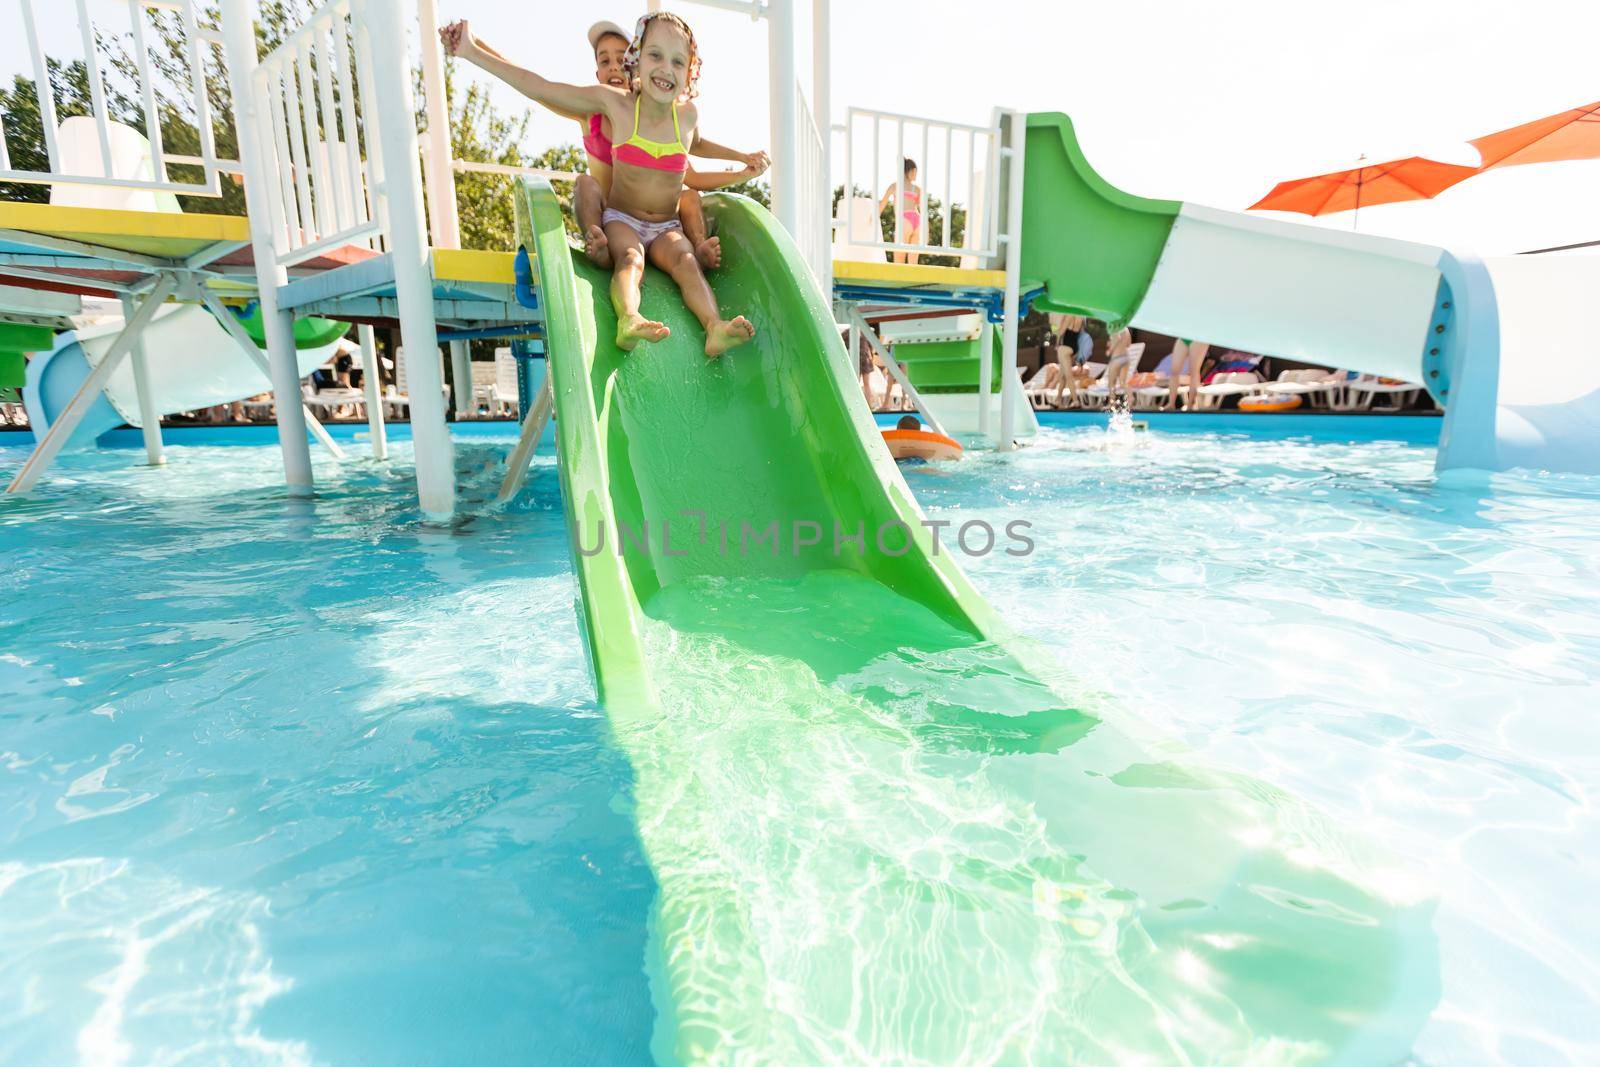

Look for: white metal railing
[837,106,1000,262]
[794,81,829,287]
[450,160,580,183]
[251,0,381,266]
[1,0,237,195]
[416,142,582,187]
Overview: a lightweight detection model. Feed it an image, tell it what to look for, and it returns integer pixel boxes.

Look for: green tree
[722,176,769,208]
[423,61,541,248]
[0,59,139,202]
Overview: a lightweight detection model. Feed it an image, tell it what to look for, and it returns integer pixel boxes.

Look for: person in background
[1049,313,1096,408]
[1165,337,1211,411]
[879,157,923,264]
[858,333,879,408]
[1101,324,1137,407]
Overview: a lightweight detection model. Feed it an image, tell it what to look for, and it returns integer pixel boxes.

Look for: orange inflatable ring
[882,428,963,461]
[1239,392,1303,413]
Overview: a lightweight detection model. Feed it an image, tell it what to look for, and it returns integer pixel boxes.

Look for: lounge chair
[303,380,364,419]
[469,358,501,417]
[1130,371,1171,409]
[1024,364,1065,409]
[1194,371,1263,410]
[1254,368,1343,409]
[1083,343,1146,407]
[492,347,520,417]
[388,345,452,419]
[1336,374,1423,411]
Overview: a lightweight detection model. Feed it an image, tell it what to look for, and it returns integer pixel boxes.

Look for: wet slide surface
[516,179,1440,1064]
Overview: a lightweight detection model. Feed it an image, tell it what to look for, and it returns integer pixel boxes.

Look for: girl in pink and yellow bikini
[879,157,924,264]
[442,13,759,358]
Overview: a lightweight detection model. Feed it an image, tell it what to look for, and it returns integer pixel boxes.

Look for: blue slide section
[22,334,126,449]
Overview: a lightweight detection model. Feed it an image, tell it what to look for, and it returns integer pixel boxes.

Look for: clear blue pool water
[1,422,1596,1066]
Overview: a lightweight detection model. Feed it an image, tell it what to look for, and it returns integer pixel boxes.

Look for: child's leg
[1187,342,1210,409]
[646,230,754,358]
[906,220,922,265]
[1165,341,1188,410]
[575,175,611,268]
[606,221,669,351]
[677,189,720,270]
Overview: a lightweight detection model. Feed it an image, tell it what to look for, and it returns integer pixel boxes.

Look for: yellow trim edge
[831,258,1007,289]
[0,201,248,243]
[432,248,517,286]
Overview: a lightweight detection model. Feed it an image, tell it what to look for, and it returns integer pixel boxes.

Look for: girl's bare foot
[694,236,721,270]
[617,314,670,351]
[584,225,612,269]
[704,316,755,358]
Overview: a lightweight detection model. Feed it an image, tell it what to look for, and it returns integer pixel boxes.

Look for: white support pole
[846,306,859,380]
[414,0,460,249]
[812,0,832,290]
[221,0,315,495]
[977,317,994,439]
[363,0,453,517]
[997,110,1026,453]
[496,372,552,503]
[849,307,947,437]
[8,274,174,494]
[198,289,346,460]
[357,324,388,459]
[120,292,165,466]
[448,338,472,417]
[766,0,799,237]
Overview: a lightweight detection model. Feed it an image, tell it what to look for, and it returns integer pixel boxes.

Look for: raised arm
[690,131,768,168]
[684,164,756,192]
[441,20,614,120]
[466,34,589,123]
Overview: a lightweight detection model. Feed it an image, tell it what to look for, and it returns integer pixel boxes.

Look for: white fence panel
[251,0,381,266]
[1,0,240,196]
[838,106,1000,262]
[794,81,830,289]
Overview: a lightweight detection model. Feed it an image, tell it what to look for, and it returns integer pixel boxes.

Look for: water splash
[1110,400,1143,435]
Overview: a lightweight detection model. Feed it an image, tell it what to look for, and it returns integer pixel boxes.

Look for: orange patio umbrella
[1470,100,1600,170]
[1248,155,1480,222]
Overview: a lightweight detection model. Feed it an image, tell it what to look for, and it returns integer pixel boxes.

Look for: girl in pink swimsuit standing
[879,157,924,264]
[443,13,755,357]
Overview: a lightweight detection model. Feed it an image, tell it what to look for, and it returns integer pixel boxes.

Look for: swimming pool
[1,422,1595,1065]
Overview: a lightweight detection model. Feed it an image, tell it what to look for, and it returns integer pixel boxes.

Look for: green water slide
[1020,112,1455,393]
[1020,113,1181,325]
[515,177,1438,1063]
[0,323,52,402]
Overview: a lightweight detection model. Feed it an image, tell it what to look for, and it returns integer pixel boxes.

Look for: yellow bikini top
[615,95,689,173]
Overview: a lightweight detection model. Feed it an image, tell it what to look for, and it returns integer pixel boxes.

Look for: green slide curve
[228,302,350,350]
[1020,111,1455,395]
[514,177,1439,1064]
[1020,112,1180,325]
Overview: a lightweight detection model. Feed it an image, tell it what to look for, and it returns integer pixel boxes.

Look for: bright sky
[4,1,1597,254]
[441,0,1600,255]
